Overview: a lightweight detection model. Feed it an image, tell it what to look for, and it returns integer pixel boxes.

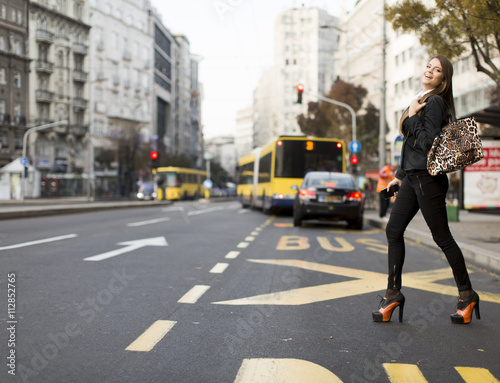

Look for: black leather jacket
[396,95,449,179]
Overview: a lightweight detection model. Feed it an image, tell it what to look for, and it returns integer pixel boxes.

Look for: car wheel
[348,213,364,230]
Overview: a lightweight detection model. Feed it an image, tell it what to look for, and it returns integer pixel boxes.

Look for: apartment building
[0,0,30,168]
[27,0,90,196]
[254,7,339,147]
[88,0,153,196]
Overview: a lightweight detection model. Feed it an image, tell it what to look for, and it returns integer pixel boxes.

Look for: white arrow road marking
[127,217,170,227]
[0,234,77,251]
[84,236,168,262]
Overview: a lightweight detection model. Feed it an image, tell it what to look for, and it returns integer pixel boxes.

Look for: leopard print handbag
[427,111,484,176]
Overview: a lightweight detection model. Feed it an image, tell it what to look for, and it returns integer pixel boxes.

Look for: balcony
[70,124,88,137]
[36,29,54,44]
[73,69,88,82]
[73,97,88,109]
[36,60,54,73]
[73,42,88,55]
[0,114,10,124]
[36,89,55,103]
[35,118,53,126]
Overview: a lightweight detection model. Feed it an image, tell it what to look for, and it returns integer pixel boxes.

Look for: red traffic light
[350,156,359,165]
[150,151,159,160]
[297,84,304,92]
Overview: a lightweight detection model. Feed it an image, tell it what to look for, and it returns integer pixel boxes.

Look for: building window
[0,129,8,149]
[0,68,5,84]
[13,73,21,88]
[0,36,5,51]
[17,10,22,25]
[1,5,5,20]
[74,2,83,20]
[11,9,16,23]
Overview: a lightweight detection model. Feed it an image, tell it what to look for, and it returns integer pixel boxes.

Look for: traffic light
[150,151,159,168]
[296,84,304,104]
[350,156,359,175]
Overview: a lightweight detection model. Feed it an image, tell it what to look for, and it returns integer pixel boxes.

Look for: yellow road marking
[225,251,240,259]
[383,363,428,382]
[213,260,500,306]
[234,358,342,383]
[210,263,229,273]
[317,236,355,252]
[126,320,176,352]
[237,242,249,248]
[455,367,500,383]
[178,285,210,304]
[274,223,293,227]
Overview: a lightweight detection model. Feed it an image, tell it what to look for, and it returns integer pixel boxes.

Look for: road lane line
[225,251,240,259]
[245,236,255,241]
[126,320,176,352]
[178,285,210,304]
[0,234,77,251]
[383,363,428,383]
[210,263,229,273]
[127,217,170,227]
[251,231,259,236]
[237,242,249,248]
[455,367,499,383]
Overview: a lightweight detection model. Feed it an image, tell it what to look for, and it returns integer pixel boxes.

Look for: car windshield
[304,175,355,189]
[140,183,154,192]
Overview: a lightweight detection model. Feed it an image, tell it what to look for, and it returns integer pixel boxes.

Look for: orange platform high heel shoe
[450,291,480,324]
[372,293,405,323]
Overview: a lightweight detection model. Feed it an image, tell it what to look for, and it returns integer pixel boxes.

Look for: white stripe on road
[0,234,77,251]
[237,242,249,248]
[245,236,255,241]
[225,251,240,259]
[178,285,210,304]
[251,231,259,236]
[125,320,176,352]
[210,263,229,273]
[127,217,170,227]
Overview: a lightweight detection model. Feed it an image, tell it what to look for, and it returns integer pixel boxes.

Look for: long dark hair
[399,54,455,132]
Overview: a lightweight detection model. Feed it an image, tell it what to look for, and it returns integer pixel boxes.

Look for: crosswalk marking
[455,367,500,383]
[178,285,210,304]
[125,320,176,352]
[210,263,229,273]
[225,251,240,259]
[383,363,428,382]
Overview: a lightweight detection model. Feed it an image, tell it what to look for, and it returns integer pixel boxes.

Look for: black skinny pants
[385,170,472,292]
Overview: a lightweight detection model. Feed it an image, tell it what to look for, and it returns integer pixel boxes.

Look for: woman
[372,55,480,324]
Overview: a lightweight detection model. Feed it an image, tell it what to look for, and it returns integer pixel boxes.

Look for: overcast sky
[150,0,356,138]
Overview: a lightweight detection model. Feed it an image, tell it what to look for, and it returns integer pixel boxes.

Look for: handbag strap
[442,100,457,122]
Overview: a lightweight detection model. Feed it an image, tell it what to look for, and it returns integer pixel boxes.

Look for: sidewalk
[365,207,500,276]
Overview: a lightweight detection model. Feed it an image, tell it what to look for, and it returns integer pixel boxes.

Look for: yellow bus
[236,135,346,212]
[153,166,207,200]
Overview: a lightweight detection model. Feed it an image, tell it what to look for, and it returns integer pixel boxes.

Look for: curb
[0,200,173,220]
[367,217,500,276]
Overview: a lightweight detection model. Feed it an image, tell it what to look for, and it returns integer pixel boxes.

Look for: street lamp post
[21,120,68,202]
[316,94,356,143]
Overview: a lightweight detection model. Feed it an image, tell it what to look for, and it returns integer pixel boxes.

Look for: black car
[292,172,364,229]
[136,181,156,200]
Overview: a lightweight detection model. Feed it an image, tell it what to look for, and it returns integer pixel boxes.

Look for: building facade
[88,0,153,197]
[28,0,91,196]
[253,7,339,147]
[235,105,254,158]
[0,0,30,168]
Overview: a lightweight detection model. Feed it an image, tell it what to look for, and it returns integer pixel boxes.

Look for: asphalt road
[1,200,499,383]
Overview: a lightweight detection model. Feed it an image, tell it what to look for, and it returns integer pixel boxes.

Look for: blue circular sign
[349,140,361,153]
[203,179,213,190]
[20,157,28,166]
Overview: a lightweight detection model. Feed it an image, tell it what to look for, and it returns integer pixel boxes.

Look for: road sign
[20,157,28,166]
[349,140,361,154]
[203,179,213,190]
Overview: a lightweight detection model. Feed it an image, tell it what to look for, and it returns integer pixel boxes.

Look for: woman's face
[422,58,444,91]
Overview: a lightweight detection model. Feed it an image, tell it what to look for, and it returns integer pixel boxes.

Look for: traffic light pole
[21,120,68,202]
[316,94,356,143]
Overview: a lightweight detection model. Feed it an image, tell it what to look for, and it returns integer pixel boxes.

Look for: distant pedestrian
[376,164,396,217]
[372,54,478,325]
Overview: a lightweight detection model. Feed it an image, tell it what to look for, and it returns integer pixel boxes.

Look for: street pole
[21,120,68,202]
[378,0,387,169]
[316,94,356,143]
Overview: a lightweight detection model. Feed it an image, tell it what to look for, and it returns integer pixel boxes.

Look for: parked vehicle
[292,172,364,229]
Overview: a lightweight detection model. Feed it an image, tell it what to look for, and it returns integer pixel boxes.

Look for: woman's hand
[409,97,426,117]
[387,178,402,196]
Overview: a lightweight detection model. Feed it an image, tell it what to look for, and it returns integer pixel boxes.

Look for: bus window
[165,172,181,187]
[259,153,272,183]
[275,140,343,178]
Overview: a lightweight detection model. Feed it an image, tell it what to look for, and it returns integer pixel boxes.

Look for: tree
[356,102,380,168]
[297,79,367,144]
[386,0,500,85]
